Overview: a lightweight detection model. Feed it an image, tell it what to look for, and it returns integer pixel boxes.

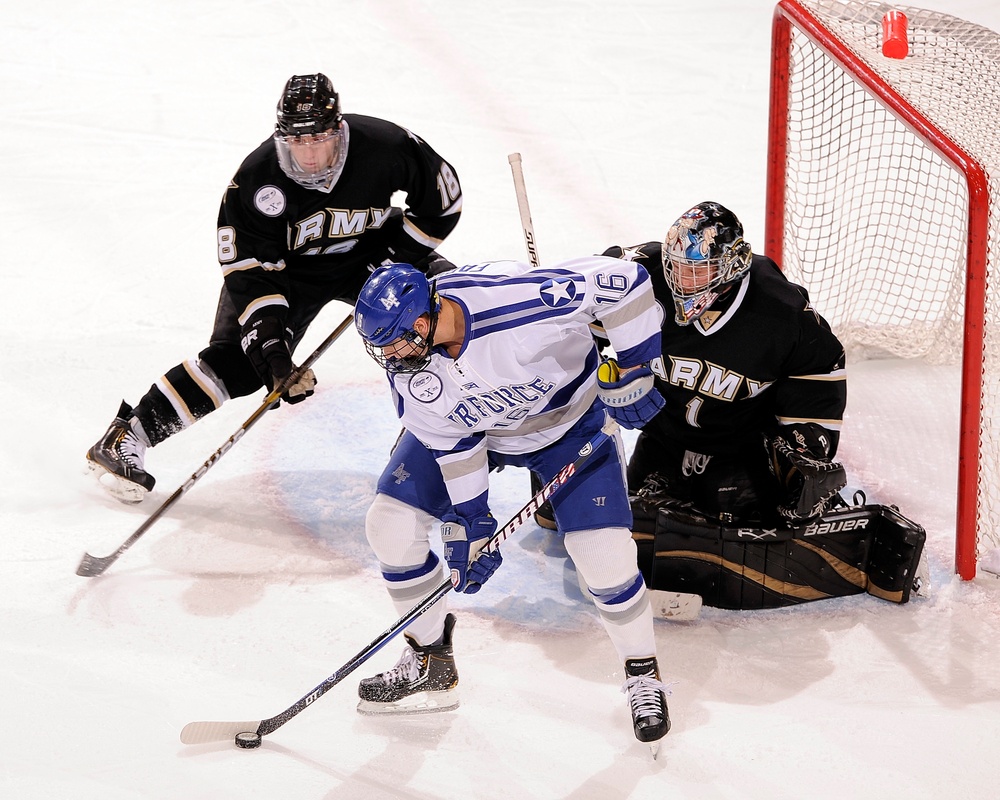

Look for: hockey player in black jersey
[86,73,463,503]
[606,202,927,609]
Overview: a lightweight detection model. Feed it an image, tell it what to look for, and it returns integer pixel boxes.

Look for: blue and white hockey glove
[441,512,502,594]
[596,358,665,429]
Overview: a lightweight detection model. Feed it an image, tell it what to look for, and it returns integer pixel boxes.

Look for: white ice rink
[3,1,1000,798]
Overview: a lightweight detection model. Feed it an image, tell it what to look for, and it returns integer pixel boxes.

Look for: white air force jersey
[386,256,662,508]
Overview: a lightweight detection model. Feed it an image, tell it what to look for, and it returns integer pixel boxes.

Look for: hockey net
[765,0,1000,579]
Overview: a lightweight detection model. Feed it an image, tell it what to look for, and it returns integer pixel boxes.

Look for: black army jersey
[603,242,846,457]
[218,114,462,325]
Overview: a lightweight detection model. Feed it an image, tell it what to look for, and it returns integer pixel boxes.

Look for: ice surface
[2,2,999,798]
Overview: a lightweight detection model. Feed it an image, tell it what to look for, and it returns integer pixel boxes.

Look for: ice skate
[534,500,557,530]
[529,472,557,530]
[357,613,459,715]
[622,656,670,758]
[86,401,156,504]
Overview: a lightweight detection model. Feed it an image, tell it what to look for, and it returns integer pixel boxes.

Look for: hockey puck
[234,731,262,749]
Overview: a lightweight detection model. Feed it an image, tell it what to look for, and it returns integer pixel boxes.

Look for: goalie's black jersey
[218,113,462,323]
[603,242,846,457]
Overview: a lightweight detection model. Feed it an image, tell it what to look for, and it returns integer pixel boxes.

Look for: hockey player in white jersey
[353,257,671,752]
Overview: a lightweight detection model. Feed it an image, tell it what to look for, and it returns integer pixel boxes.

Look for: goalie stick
[76,313,355,578]
[179,418,619,746]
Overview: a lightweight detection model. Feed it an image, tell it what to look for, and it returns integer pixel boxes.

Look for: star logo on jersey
[619,246,645,262]
[539,278,577,307]
[699,309,723,330]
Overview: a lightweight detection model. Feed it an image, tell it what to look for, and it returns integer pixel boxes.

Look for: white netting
[776,0,1000,568]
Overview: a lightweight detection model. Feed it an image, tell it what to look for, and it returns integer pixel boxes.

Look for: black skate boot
[357,613,459,715]
[86,401,156,504]
[623,656,671,757]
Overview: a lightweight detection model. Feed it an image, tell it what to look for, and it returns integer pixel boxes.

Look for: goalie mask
[355,264,440,374]
[273,73,348,190]
[662,202,753,325]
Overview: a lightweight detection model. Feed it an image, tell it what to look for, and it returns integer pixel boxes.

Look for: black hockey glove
[769,425,846,524]
[365,252,456,278]
[416,252,457,278]
[239,313,316,404]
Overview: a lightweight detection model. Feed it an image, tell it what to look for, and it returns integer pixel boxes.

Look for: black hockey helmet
[662,201,753,325]
[275,73,342,137]
[273,73,347,189]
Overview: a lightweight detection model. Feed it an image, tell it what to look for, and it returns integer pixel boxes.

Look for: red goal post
[764,0,1000,579]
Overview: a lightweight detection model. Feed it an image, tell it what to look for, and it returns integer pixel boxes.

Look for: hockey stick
[509,152,608,341]
[179,418,619,746]
[76,313,355,578]
[508,152,541,268]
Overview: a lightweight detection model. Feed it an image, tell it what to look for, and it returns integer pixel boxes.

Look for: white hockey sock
[565,527,658,660]
[365,493,449,645]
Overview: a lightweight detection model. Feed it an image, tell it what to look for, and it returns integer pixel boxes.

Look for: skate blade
[356,689,459,716]
[649,589,702,621]
[87,459,148,505]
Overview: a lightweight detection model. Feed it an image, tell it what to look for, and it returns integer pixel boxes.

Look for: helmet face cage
[274,73,346,189]
[661,202,753,325]
[355,265,439,374]
[363,330,434,374]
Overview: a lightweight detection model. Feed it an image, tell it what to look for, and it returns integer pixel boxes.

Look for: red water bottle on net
[882,10,909,59]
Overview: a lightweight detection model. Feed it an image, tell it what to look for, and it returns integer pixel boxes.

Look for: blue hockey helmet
[355,264,439,373]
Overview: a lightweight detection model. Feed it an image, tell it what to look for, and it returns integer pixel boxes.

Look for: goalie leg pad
[863,506,927,603]
[628,472,692,585]
[649,504,904,609]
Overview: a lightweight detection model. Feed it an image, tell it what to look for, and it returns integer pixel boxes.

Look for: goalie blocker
[631,493,926,609]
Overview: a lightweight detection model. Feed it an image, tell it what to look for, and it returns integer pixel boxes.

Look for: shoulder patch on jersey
[254,185,286,217]
[408,370,443,403]
[539,278,577,308]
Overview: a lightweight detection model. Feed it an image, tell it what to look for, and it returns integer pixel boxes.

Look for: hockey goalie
[610,202,928,610]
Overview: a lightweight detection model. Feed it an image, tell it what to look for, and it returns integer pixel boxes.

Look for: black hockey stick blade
[180,419,618,745]
[76,313,354,578]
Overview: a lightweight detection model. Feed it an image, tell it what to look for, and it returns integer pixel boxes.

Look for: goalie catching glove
[769,424,847,524]
[441,511,502,594]
[240,311,317,404]
[596,358,665,429]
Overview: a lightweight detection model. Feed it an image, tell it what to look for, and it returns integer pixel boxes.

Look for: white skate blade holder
[87,459,148,504]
